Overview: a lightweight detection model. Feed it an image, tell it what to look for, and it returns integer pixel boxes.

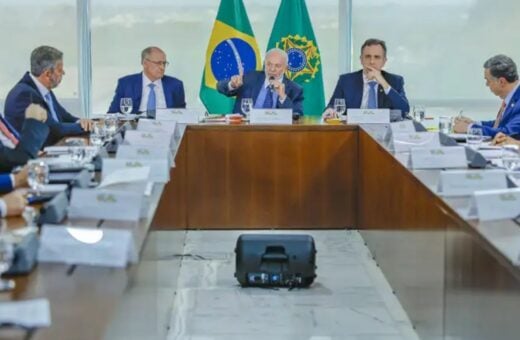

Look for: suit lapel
[352,71,363,108]
[163,79,173,108]
[502,85,520,123]
[134,74,143,112]
[252,72,266,103]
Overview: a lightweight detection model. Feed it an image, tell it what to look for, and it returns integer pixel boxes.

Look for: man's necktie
[44,93,59,122]
[0,115,19,146]
[493,100,507,128]
[367,81,378,109]
[262,87,274,109]
[147,83,157,112]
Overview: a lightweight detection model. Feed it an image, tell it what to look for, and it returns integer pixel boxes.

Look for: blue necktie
[44,93,59,122]
[262,87,274,109]
[147,83,156,112]
[367,81,378,109]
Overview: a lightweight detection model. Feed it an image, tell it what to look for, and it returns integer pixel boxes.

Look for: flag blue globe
[287,48,307,73]
[211,38,257,80]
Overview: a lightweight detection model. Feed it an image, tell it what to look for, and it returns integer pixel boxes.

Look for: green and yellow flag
[267,0,325,116]
[199,0,262,113]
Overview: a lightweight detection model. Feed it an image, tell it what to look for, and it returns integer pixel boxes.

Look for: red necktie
[0,116,18,146]
[493,101,506,128]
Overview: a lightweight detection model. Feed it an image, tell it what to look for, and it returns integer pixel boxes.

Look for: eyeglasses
[145,58,169,67]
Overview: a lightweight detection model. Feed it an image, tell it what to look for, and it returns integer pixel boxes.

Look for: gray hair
[141,46,164,63]
[30,46,63,76]
[265,48,288,65]
[484,54,518,83]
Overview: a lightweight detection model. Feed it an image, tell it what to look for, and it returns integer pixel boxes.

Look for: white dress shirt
[360,73,392,109]
[139,73,167,112]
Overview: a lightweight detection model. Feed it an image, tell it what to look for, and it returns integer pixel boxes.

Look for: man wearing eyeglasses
[107,46,186,114]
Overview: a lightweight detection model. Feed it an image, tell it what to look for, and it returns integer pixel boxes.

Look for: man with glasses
[4,46,92,144]
[107,46,186,114]
[322,38,409,119]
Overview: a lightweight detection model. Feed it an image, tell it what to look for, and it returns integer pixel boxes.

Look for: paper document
[0,298,51,328]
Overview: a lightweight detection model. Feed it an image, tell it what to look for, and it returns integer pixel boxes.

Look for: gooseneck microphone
[268,76,275,90]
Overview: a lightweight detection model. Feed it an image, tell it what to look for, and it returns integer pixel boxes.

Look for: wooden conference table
[2,118,520,340]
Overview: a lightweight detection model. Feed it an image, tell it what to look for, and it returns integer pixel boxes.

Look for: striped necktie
[0,115,19,146]
[493,101,506,128]
[147,83,156,112]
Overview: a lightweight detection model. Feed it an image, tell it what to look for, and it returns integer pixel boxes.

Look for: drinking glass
[413,105,425,122]
[502,144,520,171]
[241,98,253,119]
[0,233,14,291]
[27,160,49,195]
[334,98,346,118]
[104,116,118,139]
[120,98,133,114]
[89,121,106,147]
[438,116,452,134]
[466,126,483,149]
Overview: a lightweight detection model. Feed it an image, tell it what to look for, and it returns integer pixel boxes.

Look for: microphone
[268,76,275,90]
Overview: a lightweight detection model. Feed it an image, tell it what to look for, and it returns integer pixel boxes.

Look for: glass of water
[27,160,49,195]
[439,116,452,134]
[104,116,118,139]
[502,144,520,171]
[89,121,106,147]
[0,232,14,291]
[466,126,483,149]
[413,105,425,122]
[120,97,133,114]
[334,98,346,118]
[241,98,253,119]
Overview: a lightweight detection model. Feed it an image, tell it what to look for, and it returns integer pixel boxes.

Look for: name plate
[124,130,173,149]
[393,132,440,153]
[390,120,416,133]
[103,158,169,183]
[38,225,132,267]
[155,108,202,124]
[116,145,173,167]
[473,188,520,221]
[439,170,508,196]
[411,146,467,169]
[68,188,143,222]
[250,109,292,125]
[0,299,51,329]
[137,119,177,134]
[347,108,390,124]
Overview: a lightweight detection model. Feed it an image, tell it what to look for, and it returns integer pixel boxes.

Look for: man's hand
[453,116,473,133]
[229,73,244,90]
[79,119,93,132]
[2,190,27,217]
[24,103,47,122]
[13,166,28,188]
[322,108,336,120]
[365,66,390,90]
[492,132,519,146]
[270,79,286,101]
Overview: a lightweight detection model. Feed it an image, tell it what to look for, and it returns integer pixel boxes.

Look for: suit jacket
[107,73,186,113]
[0,118,49,172]
[0,174,13,193]
[474,85,520,137]
[217,71,304,116]
[4,72,84,143]
[326,70,410,115]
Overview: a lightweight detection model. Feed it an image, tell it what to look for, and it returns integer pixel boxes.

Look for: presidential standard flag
[267,0,325,116]
[199,0,262,113]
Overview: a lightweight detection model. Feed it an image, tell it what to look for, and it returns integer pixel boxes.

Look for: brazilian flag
[267,0,325,116]
[199,0,262,114]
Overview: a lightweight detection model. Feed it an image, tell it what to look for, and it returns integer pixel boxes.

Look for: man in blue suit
[4,46,92,144]
[107,46,186,114]
[323,38,409,119]
[0,104,49,173]
[454,55,520,137]
[217,48,304,117]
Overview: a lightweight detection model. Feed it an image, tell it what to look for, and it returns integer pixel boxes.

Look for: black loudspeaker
[234,234,317,288]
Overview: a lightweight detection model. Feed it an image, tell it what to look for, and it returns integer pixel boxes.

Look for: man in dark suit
[454,54,520,137]
[0,104,49,173]
[323,38,410,119]
[4,46,92,143]
[217,48,304,117]
[107,46,186,114]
